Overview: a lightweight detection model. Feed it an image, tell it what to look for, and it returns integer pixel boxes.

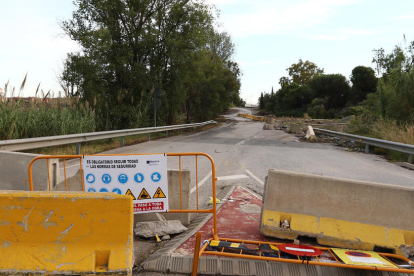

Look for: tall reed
[1,78,95,140]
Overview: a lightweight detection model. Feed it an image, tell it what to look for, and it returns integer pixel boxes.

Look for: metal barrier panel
[27,152,218,238]
[0,190,133,275]
[193,236,414,275]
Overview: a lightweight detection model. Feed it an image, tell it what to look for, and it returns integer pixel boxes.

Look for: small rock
[294,239,300,245]
[263,123,274,130]
[294,140,300,143]
[281,220,290,229]
[161,235,171,241]
[134,220,188,238]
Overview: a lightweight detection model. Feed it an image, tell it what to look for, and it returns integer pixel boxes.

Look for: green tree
[259,92,264,109]
[61,0,240,129]
[280,59,324,86]
[371,40,414,123]
[350,66,377,104]
[307,74,351,111]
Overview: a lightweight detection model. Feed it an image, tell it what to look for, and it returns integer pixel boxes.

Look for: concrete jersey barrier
[260,169,414,257]
[0,151,59,191]
[0,190,133,275]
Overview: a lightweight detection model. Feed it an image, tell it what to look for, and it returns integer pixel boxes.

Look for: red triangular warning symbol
[125,189,136,200]
[153,187,166,198]
[138,188,151,200]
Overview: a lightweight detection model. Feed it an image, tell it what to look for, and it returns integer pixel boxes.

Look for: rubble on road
[263,123,274,130]
[134,220,188,238]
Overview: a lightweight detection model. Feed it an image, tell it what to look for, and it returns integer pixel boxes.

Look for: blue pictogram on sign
[151,172,161,182]
[118,174,128,184]
[100,188,108,193]
[134,173,144,183]
[86,174,95,184]
[112,188,122,195]
[88,188,96,192]
[102,174,111,184]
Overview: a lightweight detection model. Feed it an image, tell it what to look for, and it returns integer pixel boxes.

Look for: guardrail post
[147,134,150,141]
[365,144,369,154]
[166,130,168,137]
[76,143,80,155]
[121,137,124,147]
[408,154,413,164]
[339,139,343,145]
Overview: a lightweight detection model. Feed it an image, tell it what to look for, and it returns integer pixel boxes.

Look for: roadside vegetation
[0,79,95,140]
[2,0,244,143]
[258,38,414,162]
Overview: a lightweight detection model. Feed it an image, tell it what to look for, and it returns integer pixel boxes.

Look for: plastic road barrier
[0,190,133,275]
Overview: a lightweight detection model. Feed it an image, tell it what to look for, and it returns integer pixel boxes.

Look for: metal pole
[121,137,124,147]
[408,154,413,164]
[166,130,168,137]
[154,93,156,127]
[365,144,369,154]
[76,143,80,155]
[147,134,150,141]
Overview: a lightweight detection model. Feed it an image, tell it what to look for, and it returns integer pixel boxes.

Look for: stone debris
[161,234,171,241]
[399,244,414,258]
[273,120,283,129]
[265,116,274,124]
[281,220,290,229]
[289,124,302,134]
[294,239,300,245]
[263,123,274,130]
[134,220,188,238]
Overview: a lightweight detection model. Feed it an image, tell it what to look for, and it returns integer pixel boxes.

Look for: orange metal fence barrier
[27,152,218,239]
[191,236,414,275]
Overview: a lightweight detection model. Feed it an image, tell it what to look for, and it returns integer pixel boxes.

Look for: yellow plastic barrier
[0,190,133,275]
[237,113,265,121]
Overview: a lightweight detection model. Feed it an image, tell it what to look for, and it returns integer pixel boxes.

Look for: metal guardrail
[313,128,414,163]
[0,120,217,154]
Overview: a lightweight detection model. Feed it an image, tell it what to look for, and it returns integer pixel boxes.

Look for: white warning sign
[82,154,168,213]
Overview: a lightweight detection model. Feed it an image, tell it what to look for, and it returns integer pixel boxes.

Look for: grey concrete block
[0,151,59,191]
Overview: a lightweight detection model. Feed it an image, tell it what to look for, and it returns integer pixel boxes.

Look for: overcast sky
[1,0,414,104]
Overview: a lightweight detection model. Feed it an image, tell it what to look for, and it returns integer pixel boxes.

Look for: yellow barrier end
[0,191,133,275]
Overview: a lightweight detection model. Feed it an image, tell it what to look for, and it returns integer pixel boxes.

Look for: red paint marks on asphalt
[175,186,276,255]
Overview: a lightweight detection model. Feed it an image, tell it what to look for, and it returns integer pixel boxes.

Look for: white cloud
[339,28,380,36]
[209,0,361,37]
[388,13,414,21]
[311,34,348,41]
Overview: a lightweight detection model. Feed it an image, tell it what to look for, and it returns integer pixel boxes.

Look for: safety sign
[82,154,168,213]
[331,248,397,268]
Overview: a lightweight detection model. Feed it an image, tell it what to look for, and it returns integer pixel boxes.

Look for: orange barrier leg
[192,232,202,276]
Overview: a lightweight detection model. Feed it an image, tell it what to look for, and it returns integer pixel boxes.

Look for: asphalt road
[82,107,414,215]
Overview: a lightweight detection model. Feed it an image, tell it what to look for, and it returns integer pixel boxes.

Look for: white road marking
[245,169,264,185]
[190,171,212,194]
[236,139,249,146]
[216,174,249,181]
[59,163,80,170]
